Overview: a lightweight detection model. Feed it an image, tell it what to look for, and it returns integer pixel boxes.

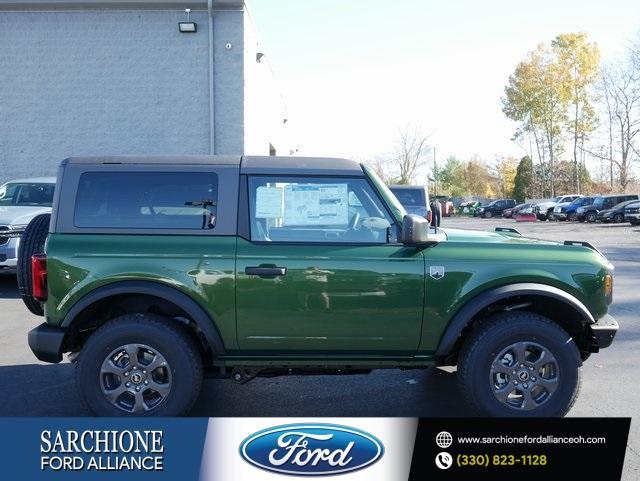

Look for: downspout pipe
[207,0,215,154]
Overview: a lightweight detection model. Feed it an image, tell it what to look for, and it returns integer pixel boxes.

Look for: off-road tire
[16,213,50,316]
[76,313,203,416]
[458,311,582,417]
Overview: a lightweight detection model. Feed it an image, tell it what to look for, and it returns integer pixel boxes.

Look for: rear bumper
[591,314,619,350]
[28,323,66,363]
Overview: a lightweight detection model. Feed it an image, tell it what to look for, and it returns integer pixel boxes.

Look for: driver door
[235,175,425,353]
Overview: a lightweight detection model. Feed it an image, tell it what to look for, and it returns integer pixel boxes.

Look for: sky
[247,0,639,170]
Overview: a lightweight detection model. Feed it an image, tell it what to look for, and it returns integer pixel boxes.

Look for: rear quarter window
[74,172,218,230]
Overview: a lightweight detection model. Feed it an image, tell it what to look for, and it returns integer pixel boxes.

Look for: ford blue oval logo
[239,423,384,476]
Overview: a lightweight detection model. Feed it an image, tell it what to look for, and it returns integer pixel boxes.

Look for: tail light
[31,253,48,301]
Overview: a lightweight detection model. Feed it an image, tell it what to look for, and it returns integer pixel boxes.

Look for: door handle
[245,266,287,278]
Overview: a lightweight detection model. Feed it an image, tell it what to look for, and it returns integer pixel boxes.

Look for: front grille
[0,226,8,246]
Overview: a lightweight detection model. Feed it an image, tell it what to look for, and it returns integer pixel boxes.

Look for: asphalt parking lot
[0,217,638,478]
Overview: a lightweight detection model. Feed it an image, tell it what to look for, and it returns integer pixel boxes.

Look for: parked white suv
[625,201,640,225]
[536,195,582,221]
[0,178,56,273]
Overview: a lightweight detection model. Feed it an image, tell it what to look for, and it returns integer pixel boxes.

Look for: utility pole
[433,147,438,196]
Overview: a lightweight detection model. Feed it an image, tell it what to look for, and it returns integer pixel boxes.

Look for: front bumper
[0,237,19,272]
[28,323,66,363]
[591,314,619,350]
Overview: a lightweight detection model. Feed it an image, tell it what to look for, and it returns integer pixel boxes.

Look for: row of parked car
[472,193,640,224]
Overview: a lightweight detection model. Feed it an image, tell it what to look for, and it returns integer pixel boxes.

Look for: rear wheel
[568,213,578,222]
[458,312,581,417]
[16,213,50,316]
[76,313,203,416]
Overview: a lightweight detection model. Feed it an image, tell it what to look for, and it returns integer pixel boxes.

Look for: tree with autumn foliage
[552,33,600,193]
[503,44,570,196]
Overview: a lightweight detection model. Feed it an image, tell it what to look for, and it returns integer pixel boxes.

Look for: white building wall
[242,5,290,156]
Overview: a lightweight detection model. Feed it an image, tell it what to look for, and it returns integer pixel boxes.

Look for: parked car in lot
[535,195,582,221]
[553,196,594,221]
[624,201,640,225]
[503,203,528,218]
[389,185,432,224]
[457,201,481,216]
[20,156,618,418]
[0,177,55,273]
[576,194,639,223]
[432,195,454,217]
[596,200,640,223]
[476,199,516,218]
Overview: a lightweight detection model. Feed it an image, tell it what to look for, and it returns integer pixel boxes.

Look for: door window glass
[249,176,395,243]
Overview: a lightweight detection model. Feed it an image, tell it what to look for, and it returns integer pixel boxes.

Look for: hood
[536,200,556,209]
[0,206,51,226]
[441,228,558,246]
[403,205,429,216]
[598,208,614,216]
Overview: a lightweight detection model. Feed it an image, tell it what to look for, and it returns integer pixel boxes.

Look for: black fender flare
[435,283,594,358]
[61,280,225,355]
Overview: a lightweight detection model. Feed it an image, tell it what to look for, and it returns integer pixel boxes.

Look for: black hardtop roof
[62,155,364,176]
[593,193,639,198]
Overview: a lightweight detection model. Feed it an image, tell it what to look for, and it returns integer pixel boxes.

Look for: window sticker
[283,184,349,226]
[255,186,283,218]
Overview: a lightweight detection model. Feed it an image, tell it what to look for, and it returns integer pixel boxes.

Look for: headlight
[6,224,27,237]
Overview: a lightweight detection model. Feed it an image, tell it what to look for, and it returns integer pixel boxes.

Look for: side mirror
[401,214,431,245]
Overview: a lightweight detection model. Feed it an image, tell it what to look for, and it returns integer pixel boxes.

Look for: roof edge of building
[0,0,243,10]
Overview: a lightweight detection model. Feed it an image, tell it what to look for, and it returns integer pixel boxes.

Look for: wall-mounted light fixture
[179,9,197,33]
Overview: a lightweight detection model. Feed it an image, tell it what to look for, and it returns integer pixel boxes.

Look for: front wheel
[586,212,597,223]
[457,312,581,417]
[613,213,624,223]
[484,211,493,218]
[76,313,203,416]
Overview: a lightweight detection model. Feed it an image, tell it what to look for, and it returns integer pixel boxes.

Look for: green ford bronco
[21,156,618,417]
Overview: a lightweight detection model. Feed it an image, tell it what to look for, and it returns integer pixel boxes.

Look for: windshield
[361,165,406,222]
[612,200,636,210]
[0,182,54,207]
[592,197,605,208]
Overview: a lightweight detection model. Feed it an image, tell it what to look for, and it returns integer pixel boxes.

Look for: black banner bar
[409,418,630,481]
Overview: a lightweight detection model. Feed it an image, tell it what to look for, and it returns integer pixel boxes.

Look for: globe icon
[435,431,453,449]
